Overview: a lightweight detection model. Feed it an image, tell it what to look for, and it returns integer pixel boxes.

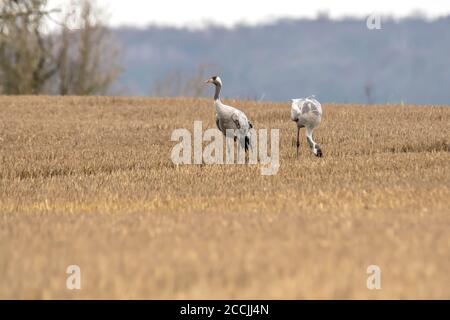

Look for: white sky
[49,0,450,28]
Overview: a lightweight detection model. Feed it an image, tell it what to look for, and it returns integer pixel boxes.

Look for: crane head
[205,76,222,86]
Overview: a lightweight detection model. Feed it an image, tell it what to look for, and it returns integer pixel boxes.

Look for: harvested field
[0,96,449,299]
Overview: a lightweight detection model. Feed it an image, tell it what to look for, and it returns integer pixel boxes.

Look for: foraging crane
[291,96,323,158]
[205,76,253,151]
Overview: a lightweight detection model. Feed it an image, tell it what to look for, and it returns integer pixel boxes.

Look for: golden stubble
[0,96,449,299]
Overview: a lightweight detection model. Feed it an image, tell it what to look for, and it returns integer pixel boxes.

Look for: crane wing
[231,112,241,129]
[291,97,322,120]
[216,102,252,135]
[231,110,253,131]
[307,97,323,116]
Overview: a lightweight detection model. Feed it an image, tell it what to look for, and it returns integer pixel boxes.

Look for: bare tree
[0,0,58,94]
[0,0,121,95]
[54,0,121,95]
[152,64,210,97]
[365,82,374,105]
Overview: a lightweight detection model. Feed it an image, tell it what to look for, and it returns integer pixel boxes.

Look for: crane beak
[205,79,213,84]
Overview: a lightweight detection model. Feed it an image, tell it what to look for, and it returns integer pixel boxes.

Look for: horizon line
[109,12,450,30]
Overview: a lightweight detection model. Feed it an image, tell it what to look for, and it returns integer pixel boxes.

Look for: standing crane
[291,96,323,158]
[205,76,253,152]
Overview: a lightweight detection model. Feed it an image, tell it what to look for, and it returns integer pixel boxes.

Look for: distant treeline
[114,16,450,104]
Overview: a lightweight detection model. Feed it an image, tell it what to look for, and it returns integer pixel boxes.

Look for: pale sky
[49,0,450,27]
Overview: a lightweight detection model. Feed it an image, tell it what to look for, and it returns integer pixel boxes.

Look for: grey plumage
[291,96,323,158]
[206,76,253,151]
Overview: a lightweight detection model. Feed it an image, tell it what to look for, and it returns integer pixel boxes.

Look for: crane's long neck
[214,84,221,101]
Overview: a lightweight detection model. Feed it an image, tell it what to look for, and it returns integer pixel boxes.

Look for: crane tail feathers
[245,136,251,152]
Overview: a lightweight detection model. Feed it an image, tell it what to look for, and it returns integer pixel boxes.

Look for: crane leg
[296,127,300,159]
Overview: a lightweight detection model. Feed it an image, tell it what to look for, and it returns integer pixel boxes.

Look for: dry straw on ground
[0,96,449,299]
